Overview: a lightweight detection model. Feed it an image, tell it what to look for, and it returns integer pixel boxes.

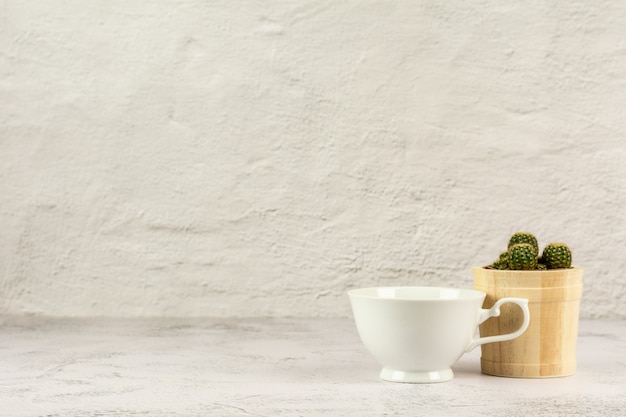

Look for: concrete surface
[1,1,626,318]
[0,317,624,416]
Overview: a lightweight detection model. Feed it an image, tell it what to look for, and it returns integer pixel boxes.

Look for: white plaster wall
[1,1,625,319]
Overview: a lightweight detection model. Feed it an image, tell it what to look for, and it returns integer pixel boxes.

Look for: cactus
[508,232,539,257]
[508,243,538,270]
[485,232,573,271]
[491,251,510,270]
[542,243,572,269]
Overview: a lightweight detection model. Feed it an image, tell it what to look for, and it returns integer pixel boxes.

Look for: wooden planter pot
[473,266,583,378]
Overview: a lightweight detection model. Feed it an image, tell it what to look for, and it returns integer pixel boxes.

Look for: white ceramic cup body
[348,286,529,383]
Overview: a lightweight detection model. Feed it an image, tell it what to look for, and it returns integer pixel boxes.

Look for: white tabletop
[1,317,624,416]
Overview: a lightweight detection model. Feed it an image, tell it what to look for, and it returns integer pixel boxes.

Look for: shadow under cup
[348,286,528,383]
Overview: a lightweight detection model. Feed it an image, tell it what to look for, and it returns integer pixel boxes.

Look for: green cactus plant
[485,232,574,271]
[542,243,572,269]
[508,243,538,270]
[508,232,539,257]
[491,251,510,270]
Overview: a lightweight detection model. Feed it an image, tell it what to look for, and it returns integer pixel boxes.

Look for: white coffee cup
[348,286,530,383]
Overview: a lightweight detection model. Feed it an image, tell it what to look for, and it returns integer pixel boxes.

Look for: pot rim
[475,265,583,271]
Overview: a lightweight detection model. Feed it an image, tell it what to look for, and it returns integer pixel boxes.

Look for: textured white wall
[1,1,625,319]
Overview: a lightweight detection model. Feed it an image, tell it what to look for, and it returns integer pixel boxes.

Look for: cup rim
[347,286,486,301]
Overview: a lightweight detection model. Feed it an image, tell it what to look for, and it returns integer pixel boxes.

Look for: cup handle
[465,297,530,352]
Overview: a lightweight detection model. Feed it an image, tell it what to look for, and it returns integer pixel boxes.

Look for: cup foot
[379,367,454,383]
